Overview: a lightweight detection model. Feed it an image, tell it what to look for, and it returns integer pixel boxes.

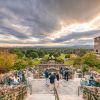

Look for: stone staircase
[25,79,84,100]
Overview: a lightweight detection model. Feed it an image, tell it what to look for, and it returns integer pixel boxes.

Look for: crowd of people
[80,74,100,87]
[44,67,69,90]
[0,66,99,99]
[0,67,70,95]
[1,70,27,86]
[0,69,34,95]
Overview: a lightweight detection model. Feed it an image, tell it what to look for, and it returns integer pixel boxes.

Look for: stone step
[25,78,84,100]
[25,94,55,100]
[59,94,84,100]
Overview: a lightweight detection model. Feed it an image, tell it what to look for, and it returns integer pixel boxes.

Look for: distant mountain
[66,45,94,49]
[0,45,94,49]
[32,45,93,49]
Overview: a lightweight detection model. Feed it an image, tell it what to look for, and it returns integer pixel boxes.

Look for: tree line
[0,48,99,72]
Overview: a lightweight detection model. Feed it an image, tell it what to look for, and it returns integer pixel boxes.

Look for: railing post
[78,86,80,96]
[87,89,89,100]
[90,91,91,100]
[54,84,60,100]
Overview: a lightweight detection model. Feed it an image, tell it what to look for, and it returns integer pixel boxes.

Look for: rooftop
[94,36,100,39]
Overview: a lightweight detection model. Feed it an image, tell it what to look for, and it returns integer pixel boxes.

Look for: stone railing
[54,84,60,100]
[0,84,27,100]
[78,86,100,100]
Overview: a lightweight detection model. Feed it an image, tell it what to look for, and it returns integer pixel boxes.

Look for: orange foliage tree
[0,51,17,70]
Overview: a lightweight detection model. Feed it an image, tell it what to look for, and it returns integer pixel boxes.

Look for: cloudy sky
[0,0,100,47]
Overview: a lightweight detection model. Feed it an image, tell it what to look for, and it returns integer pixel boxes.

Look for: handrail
[78,86,100,100]
[0,85,27,100]
[54,84,60,100]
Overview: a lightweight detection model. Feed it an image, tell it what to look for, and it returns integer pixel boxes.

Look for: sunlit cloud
[47,15,100,41]
[0,0,100,47]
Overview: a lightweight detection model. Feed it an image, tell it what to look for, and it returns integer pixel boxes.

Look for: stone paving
[58,78,83,100]
[29,79,53,94]
[26,94,55,100]
[25,78,84,100]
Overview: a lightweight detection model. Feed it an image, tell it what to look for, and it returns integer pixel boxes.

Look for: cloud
[52,30,100,43]
[0,0,100,47]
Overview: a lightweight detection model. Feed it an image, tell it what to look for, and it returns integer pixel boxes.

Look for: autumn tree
[0,51,17,70]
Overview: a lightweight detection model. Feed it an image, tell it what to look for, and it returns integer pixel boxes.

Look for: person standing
[44,69,49,85]
[49,72,55,91]
[22,73,27,84]
[56,73,60,87]
[17,70,23,82]
[60,67,63,74]
[64,69,69,81]
[60,67,63,79]
[62,68,65,79]
[13,75,19,85]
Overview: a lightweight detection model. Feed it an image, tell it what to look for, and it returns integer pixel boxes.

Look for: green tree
[81,52,96,67]
[43,54,49,61]
[49,52,54,57]
[73,57,82,67]
[65,54,70,58]
[81,64,89,77]
[27,58,34,67]
[53,52,60,58]
[13,59,27,70]
[37,50,45,58]
[56,54,64,62]
[26,49,38,59]
[12,49,25,58]
[95,59,100,69]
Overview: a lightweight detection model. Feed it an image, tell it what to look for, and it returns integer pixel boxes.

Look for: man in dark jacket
[56,73,60,87]
[64,70,69,81]
[44,69,49,85]
[49,72,55,90]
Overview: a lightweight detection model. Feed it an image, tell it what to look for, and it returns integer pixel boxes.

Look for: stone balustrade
[0,84,27,100]
[78,86,100,100]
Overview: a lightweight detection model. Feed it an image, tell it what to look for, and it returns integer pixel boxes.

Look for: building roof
[94,36,100,39]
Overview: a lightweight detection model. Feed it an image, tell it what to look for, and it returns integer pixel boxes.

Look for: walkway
[25,78,83,100]
[58,78,83,100]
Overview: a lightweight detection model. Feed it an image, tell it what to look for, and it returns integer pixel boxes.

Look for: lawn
[57,53,65,60]
[33,58,41,65]
[64,60,74,65]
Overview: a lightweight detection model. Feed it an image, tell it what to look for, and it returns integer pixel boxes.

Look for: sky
[0,0,100,47]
